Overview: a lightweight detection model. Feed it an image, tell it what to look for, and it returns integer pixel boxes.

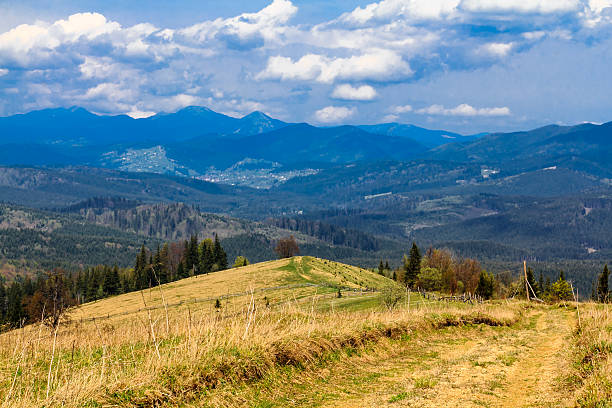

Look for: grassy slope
[1,257,606,408]
[73,256,391,322]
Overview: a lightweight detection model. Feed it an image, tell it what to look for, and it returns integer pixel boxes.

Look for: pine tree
[177,261,187,279]
[6,282,24,326]
[597,264,610,302]
[538,272,544,298]
[403,243,422,288]
[526,267,538,298]
[159,243,170,284]
[199,239,214,274]
[378,260,385,275]
[213,234,228,271]
[134,245,148,290]
[103,265,120,296]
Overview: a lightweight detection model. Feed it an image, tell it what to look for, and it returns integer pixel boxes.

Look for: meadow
[0,257,608,407]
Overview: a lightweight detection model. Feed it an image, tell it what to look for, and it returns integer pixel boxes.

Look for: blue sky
[1,0,612,133]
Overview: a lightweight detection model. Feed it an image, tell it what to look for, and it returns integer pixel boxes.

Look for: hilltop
[73,256,392,322]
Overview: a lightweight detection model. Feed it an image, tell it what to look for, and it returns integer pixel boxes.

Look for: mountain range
[0,106,472,182]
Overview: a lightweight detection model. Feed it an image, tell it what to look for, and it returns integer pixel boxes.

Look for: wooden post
[524,260,530,302]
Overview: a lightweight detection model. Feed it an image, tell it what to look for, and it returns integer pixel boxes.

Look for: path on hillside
[320,307,574,408]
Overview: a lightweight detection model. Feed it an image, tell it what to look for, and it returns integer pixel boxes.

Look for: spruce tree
[526,267,538,298]
[103,265,120,296]
[213,234,228,271]
[134,245,148,290]
[177,261,187,279]
[378,260,385,275]
[597,264,610,302]
[199,239,214,274]
[6,282,24,326]
[538,272,544,298]
[404,243,422,288]
[159,243,170,284]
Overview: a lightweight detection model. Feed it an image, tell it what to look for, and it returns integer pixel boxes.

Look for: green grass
[388,391,410,403]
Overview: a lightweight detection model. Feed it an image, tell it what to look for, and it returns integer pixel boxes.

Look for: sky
[1,0,612,133]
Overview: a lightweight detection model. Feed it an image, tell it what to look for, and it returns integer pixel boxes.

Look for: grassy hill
[0,257,608,407]
[73,257,393,322]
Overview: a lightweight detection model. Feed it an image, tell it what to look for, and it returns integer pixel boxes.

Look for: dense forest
[267,217,381,251]
[0,234,230,329]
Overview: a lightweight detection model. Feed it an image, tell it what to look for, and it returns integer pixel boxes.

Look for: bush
[379,285,405,310]
[417,267,442,291]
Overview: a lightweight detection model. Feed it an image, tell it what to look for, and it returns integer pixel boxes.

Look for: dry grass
[570,303,612,407]
[0,257,521,407]
[72,256,390,323]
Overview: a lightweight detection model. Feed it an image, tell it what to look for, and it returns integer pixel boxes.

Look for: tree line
[0,234,229,330]
[378,243,611,302]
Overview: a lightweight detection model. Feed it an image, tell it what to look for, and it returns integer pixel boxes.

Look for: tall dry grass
[570,302,612,407]
[0,292,520,407]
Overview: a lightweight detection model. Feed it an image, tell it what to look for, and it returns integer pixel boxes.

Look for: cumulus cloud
[0,0,611,129]
[331,84,378,100]
[461,0,580,14]
[179,0,297,48]
[391,104,413,114]
[339,0,460,25]
[416,103,511,116]
[258,49,412,83]
[314,105,356,123]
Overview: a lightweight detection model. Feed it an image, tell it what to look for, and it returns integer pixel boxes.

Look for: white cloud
[180,0,297,46]
[331,84,378,101]
[480,42,514,57]
[391,104,413,114]
[258,49,412,83]
[416,103,511,116]
[0,68,7,76]
[126,109,156,119]
[382,114,399,122]
[461,0,580,14]
[314,106,356,123]
[339,0,460,25]
[83,83,134,102]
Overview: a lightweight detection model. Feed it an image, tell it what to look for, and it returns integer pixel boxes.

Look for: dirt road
[321,307,574,408]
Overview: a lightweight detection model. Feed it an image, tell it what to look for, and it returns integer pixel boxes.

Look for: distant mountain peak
[242,111,272,120]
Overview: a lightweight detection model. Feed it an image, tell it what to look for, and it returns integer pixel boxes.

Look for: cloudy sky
[1,0,612,133]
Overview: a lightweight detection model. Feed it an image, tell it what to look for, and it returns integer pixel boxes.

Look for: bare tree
[25,269,76,329]
[275,235,300,259]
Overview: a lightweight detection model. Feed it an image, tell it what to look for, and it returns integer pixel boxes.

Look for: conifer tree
[403,243,422,288]
[177,261,187,279]
[103,265,120,296]
[134,244,148,290]
[213,234,228,271]
[538,272,544,297]
[526,267,538,298]
[6,282,24,326]
[378,260,385,275]
[199,239,214,274]
[597,264,610,302]
[159,243,170,284]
